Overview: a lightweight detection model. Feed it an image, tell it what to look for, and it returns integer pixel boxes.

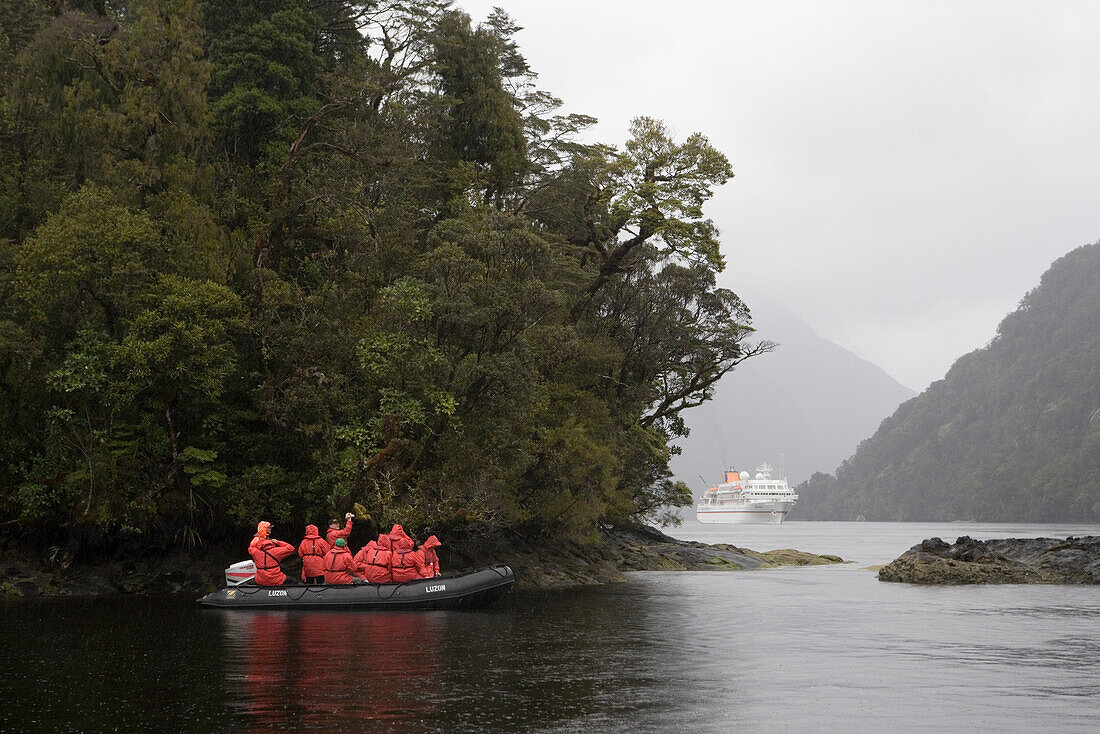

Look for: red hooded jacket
[354,540,392,584]
[248,538,296,586]
[326,518,353,547]
[297,525,331,581]
[390,548,429,583]
[387,524,415,552]
[419,535,442,578]
[322,546,363,584]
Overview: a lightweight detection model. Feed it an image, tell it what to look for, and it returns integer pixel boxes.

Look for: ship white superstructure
[695,463,797,524]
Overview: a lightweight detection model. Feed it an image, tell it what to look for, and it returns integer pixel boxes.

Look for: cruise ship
[696,463,798,524]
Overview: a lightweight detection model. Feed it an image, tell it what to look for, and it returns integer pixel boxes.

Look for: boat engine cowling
[225,560,255,586]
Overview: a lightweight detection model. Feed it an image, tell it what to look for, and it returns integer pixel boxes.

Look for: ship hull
[696,502,794,525]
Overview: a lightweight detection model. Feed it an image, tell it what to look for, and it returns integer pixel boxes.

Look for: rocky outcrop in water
[610,524,843,573]
[878,536,1100,584]
[453,524,844,589]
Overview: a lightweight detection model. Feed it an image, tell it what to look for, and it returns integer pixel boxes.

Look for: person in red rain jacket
[297,525,331,584]
[326,513,354,547]
[248,521,296,586]
[351,540,374,567]
[387,523,415,552]
[390,546,429,583]
[249,520,273,550]
[354,539,392,584]
[323,538,363,584]
[418,535,442,578]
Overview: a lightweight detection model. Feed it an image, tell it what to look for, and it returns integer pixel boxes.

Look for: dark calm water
[2,522,1100,733]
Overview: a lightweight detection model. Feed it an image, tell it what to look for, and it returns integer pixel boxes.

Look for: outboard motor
[225,560,255,586]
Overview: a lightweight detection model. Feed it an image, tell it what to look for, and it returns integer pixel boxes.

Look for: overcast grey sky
[459,0,1100,390]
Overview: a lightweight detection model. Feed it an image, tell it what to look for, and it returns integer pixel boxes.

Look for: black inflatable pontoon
[198,565,514,610]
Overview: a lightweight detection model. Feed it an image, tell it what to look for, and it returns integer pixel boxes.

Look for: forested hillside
[0,0,765,556]
[796,243,1100,521]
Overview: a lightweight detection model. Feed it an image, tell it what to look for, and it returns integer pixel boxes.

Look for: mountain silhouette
[671,299,915,493]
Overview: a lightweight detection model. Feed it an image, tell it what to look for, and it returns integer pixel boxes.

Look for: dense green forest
[796,243,1100,522]
[0,1,764,556]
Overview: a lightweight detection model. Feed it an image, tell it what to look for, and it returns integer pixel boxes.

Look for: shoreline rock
[878,535,1100,584]
[452,523,844,589]
[0,551,226,599]
[0,524,845,598]
[610,524,843,574]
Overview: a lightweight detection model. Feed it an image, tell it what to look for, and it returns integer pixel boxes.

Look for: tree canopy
[0,0,763,554]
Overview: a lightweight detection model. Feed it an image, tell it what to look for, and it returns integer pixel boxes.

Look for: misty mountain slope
[670,303,915,490]
[796,242,1100,522]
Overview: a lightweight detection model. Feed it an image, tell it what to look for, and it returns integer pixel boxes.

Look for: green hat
[335,538,346,548]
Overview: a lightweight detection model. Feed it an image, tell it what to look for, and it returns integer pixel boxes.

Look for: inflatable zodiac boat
[198,565,514,610]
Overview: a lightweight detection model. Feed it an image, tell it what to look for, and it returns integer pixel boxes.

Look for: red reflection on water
[223,610,444,729]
